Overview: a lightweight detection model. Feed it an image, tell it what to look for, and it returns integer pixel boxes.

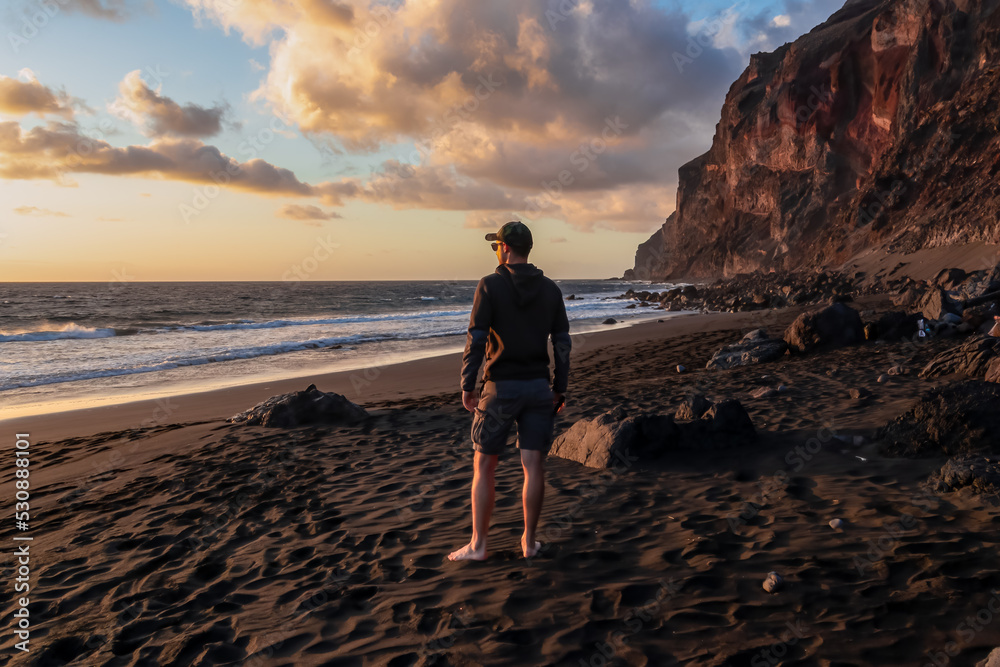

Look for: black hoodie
[461,263,571,393]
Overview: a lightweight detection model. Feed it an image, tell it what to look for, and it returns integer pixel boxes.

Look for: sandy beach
[4,297,1000,666]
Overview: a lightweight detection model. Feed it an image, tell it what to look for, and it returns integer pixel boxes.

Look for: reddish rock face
[629,0,1000,280]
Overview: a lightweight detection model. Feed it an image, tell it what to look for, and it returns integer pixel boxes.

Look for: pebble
[877,374,890,383]
[762,571,783,593]
[829,518,844,530]
[676,365,687,373]
[751,386,777,399]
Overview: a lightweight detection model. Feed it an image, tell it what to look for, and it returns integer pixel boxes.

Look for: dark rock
[229,384,368,427]
[626,304,636,309]
[986,358,1000,384]
[934,268,967,290]
[706,329,788,369]
[919,287,962,321]
[919,335,1000,379]
[783,303,865,354]
[566,294,577,300]
[927,455,1000,495]
[675,394,712,421]
[549,407,679,468]
[692,399,757,447]
[963,303,999,331]
[874,311,922,341]
[891,287,923,309]
[552,399,756,468]
[661,288,682,302]
[848,388,871,400]
[878,381,1000,457]
[602,318,617,325]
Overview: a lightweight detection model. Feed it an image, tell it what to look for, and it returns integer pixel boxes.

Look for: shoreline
[0,306,801,441]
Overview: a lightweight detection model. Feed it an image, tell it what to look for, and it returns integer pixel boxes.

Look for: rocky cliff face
[629,0,1000,280]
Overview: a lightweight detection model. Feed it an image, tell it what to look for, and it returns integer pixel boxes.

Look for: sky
[0,0,845,281]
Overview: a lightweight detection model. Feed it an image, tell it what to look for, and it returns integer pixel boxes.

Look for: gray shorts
[471,378,555,455]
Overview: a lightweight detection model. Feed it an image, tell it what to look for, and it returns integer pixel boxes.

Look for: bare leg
[449,451,498,561]
[520,448,544,557]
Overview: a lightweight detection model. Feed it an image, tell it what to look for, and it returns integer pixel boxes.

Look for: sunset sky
[0,0,843,281]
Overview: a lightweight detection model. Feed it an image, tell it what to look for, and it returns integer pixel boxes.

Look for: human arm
[551,291,571,402]
[460,278,491,409]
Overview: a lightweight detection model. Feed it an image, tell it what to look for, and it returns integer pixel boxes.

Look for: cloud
[174,0,750,231]
[0,119,362,202]
[110,70,229,138]
[276,204,343,221]
[0,74,75,118]
[62,0,138,21]
[771,14,792,27]
[14,205,70,217]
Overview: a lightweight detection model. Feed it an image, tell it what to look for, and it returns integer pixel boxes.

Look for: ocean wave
[0,323,117,342]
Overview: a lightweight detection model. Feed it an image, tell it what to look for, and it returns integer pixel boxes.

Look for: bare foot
[521,539,542,558]
[448,542,487,561]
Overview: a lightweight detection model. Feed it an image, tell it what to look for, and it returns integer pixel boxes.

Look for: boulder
[697,399,757,446]
[927,455,1000,495]
[878,381,1000,457]
[229,384,369,427]
[987,358,1000,384]
[934,268,967,290]
[672,398,757,450]
[675,394,712,421]
[602,318,617,325]
[549,407,678,468]
[873,311,922,341]
[552,399,756,468]
[707,329,788,369]
[919,335,1000,379]
[891,287,923,309]
[919,287,962,321]
[962,303,999,331]
[783,303,865,354]
[976,647,1000,667]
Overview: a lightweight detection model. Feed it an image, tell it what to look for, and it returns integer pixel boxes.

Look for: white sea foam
[0,323,116,343]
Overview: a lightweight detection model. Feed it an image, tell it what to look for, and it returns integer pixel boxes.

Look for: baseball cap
[485,221,533,249]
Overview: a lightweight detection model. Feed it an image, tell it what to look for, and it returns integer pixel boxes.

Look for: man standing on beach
[449,221,571,561]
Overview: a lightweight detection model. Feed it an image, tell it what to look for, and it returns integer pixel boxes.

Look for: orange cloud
[14,205,70,217]
[0,74,74,118]
[0,119,361,202]
[110,70,229,138]
[276,204,343,221]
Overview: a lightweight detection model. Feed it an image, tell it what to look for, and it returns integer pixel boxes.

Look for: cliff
[628,0,1000,280]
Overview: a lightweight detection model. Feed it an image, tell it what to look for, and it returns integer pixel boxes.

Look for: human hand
[553,392,566,413]
[462,389,480,412]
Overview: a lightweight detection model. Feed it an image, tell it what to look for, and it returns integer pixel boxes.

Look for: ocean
[0,279,685,418]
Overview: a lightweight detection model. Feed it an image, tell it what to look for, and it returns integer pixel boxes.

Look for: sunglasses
[491,242,502,251]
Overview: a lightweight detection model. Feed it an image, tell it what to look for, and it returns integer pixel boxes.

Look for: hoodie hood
[497,263,545,307]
